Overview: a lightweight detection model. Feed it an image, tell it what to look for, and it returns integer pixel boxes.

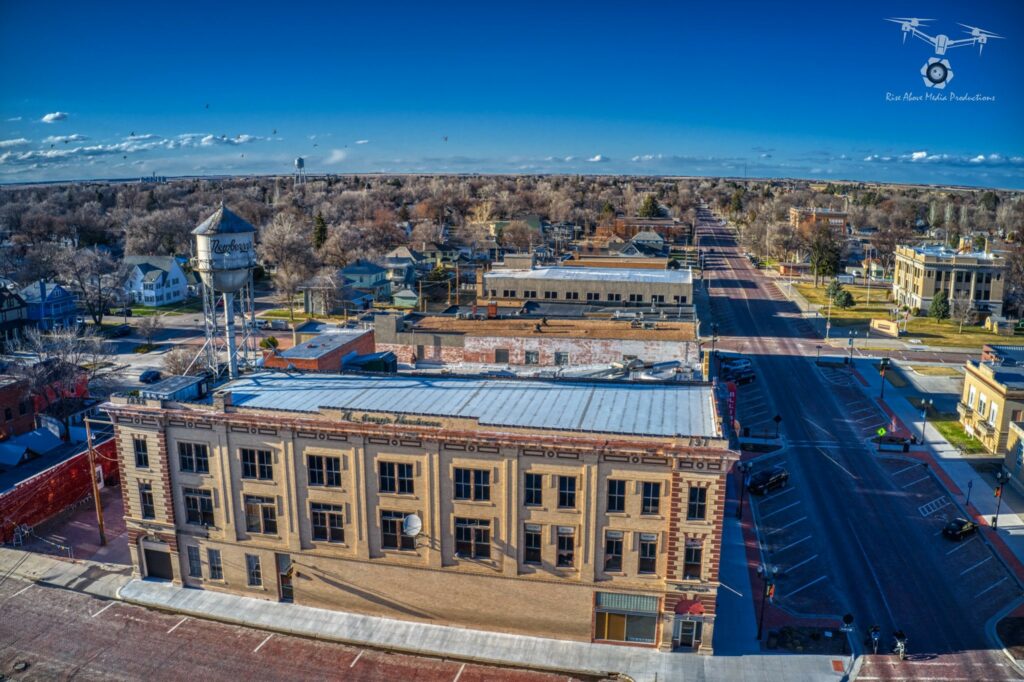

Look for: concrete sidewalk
[118,578,845,682]
[852,358,1024,574]
[0,545,130,599]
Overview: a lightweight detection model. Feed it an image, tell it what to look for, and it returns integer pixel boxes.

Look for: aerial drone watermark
[885,17,1003,100]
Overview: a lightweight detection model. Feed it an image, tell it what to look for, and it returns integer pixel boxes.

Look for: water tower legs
[224,291,238,379]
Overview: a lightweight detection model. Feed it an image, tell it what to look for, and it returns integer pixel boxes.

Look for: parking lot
[746,453,844,617]
[878,456,1021,619]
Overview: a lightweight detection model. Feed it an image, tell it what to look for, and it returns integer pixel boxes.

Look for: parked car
[747,467,789,495]
[139,370,162,384]
[942,517,978,541]
[255,319,269,329]
[723,366,756,384]
[721,356,752,371]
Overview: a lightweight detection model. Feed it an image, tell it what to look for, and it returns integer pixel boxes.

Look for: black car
[725,368,756,385]
[747,467,789,495]
[942,517,978,541]
[139,370,162,384]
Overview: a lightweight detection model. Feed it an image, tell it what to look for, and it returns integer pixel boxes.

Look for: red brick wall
[264,331,375,372]
[376,342,466,365]
[0,379,34,439]
[0,439,119,542]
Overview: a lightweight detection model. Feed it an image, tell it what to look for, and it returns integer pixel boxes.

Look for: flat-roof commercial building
[106,372,734,654]
[893,245,1006,316]
[262,329,375,373]
[959,345,1024,455]
[480,267,693,308]
[374,313,700,374]
[788,207,848,238]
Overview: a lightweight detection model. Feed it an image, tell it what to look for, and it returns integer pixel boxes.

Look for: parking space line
[761,500,801,519]
[167,617,188,634]
[764,486,795,501]
[890,462,920,477]
[946,538,977,555]
[975,577,1009,599]
[453,663,466,682]
[901,475,930,489]
[786,554,819,573]
[9,584,33,599]
[960,556,993,576]
[719,582,743,597]
[775,535,812,554]
[350,650,364,668]
[785,575,828,598]
[817,447,856,479]
[768,516,807,534]
[90,602,114,618]
[254,634,273,653]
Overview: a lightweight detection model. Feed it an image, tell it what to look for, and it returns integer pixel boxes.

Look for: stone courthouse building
[106,372,735,653]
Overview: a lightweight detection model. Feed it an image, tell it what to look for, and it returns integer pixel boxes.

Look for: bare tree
[950,295,976,333]
[163,347,201,376]
[14,327,119,395]
[500,220,534,252]
[136,315,163,346]
[54,246,128,325]
[259,213,316,320]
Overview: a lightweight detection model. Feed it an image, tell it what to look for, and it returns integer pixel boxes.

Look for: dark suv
[747,467,789,495]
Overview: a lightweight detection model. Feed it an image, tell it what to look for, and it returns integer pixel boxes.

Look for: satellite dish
[402,513,422,537]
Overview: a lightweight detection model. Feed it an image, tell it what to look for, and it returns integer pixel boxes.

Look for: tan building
[106,372,734,654]
[893,245,1006,316]
[788,207,848,237]
[480,266,693,308]
[958,345,1024,454]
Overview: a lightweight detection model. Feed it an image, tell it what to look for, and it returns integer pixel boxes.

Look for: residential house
[338,260,391,301]
[0,289,27,349]
[18,281,76,331]
[124,256,189,306]
[383,246,425,288]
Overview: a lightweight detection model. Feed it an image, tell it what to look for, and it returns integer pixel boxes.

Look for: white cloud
[863,150,1024,167]
[0,138,30,148]
[6,117,22,122]
[40,112,69,123]
[587,154,609,163]
[325,149,348,164]
[355,139,369,145]
[760,153,772,159]
[43,134,88,144]
[910,150,928,161]
[631,154,663,162]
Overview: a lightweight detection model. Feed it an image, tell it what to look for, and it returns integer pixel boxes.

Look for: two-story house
[0,288,28,349]
[18,281,76,331]
[124,256,189,306]
[338,260,391,301]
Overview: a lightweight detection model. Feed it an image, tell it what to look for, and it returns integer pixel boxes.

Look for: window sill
[606,511,628,517]
[639,514,664,520]
[453,499,494,506]
[554,565,578,573]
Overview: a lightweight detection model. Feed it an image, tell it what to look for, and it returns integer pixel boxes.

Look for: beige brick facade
[106,387,734,654]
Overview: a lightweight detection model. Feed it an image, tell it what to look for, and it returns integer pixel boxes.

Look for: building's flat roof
[411,316,695,341]
[221,372,718,438]
[485,267,692,285]
[904,245,999,260]
[282,330,371,360]
[141,374,205,398]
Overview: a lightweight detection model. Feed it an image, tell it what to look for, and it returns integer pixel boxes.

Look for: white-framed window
[968,385,976,408]
[978,394,988,417]
[990,402,999,427]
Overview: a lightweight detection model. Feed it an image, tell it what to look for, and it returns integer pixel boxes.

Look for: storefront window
[593,592,659,644]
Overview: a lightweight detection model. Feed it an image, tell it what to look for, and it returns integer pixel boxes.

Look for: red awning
[674,599,705,616]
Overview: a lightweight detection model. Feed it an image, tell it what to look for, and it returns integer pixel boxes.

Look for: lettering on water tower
[210,238,252,255]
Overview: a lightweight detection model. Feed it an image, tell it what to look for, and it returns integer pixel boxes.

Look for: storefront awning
[674,598,705,616]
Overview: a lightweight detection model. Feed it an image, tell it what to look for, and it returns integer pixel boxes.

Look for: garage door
[144,548,173,580]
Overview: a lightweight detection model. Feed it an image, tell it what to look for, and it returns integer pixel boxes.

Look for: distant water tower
[294,156,306,187]
[192,203,258,379]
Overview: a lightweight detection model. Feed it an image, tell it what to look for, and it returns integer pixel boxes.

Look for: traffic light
[996,485,1003,498]
[767,584,776,601]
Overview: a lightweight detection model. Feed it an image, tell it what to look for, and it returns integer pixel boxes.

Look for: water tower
[294,156,306,187]
[192,203,257,379]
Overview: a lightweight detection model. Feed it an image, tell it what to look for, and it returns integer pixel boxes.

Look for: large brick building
[375,313,700,374]
[480,266,693,308]
[788,207,848,238]
[105,372,734,653]
[262,329,375,372]
[893,244,1006,316]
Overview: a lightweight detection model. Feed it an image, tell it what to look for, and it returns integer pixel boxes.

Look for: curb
[984,594,1024,678]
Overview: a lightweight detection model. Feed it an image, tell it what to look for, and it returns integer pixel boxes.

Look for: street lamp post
[825,295,833,341]
[994,469,1013,529]
[879,358,890,400]
[711,322,719,355]
[816,345,822,364]
[756,562,778,640]
[921,398,933,445]
[965,478,973,507]
[736,461,752,520]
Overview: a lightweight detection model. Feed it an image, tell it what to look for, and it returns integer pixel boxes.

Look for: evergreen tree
[929,290,950,320]
[313,212,328,250]
[638,194,661,218]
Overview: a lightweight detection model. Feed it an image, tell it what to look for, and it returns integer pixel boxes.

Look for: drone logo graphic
[886,17,1003,89]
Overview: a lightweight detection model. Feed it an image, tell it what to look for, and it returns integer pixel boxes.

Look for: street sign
[877,427,887,437]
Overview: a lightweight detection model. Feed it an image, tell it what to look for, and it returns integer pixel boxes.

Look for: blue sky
[1,0,1022,188]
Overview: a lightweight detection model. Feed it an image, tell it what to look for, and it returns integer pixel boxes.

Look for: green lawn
[907,398,987,454]
[130,298,205,316]
[794,282,892,329]
[902,317,1009,349]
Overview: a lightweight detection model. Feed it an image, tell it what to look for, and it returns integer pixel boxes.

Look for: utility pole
[418,280,424,313]
[84,419,107,547]
[455,263,460,306]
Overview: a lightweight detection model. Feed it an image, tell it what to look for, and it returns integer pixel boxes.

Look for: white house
[123,256,189,306]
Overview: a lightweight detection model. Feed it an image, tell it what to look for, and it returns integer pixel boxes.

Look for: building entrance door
[276,553,293,603]
[141,539,173,581]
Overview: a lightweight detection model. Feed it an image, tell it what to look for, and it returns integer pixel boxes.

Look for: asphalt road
[698,207,1022,679]
[0,576,583,682]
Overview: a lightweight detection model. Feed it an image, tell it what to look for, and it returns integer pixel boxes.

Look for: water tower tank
[295,156,305,170]
[192,204,256,292]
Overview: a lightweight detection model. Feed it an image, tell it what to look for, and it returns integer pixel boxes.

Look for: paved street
[0,576,579,682]
[698,207,1024,680]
